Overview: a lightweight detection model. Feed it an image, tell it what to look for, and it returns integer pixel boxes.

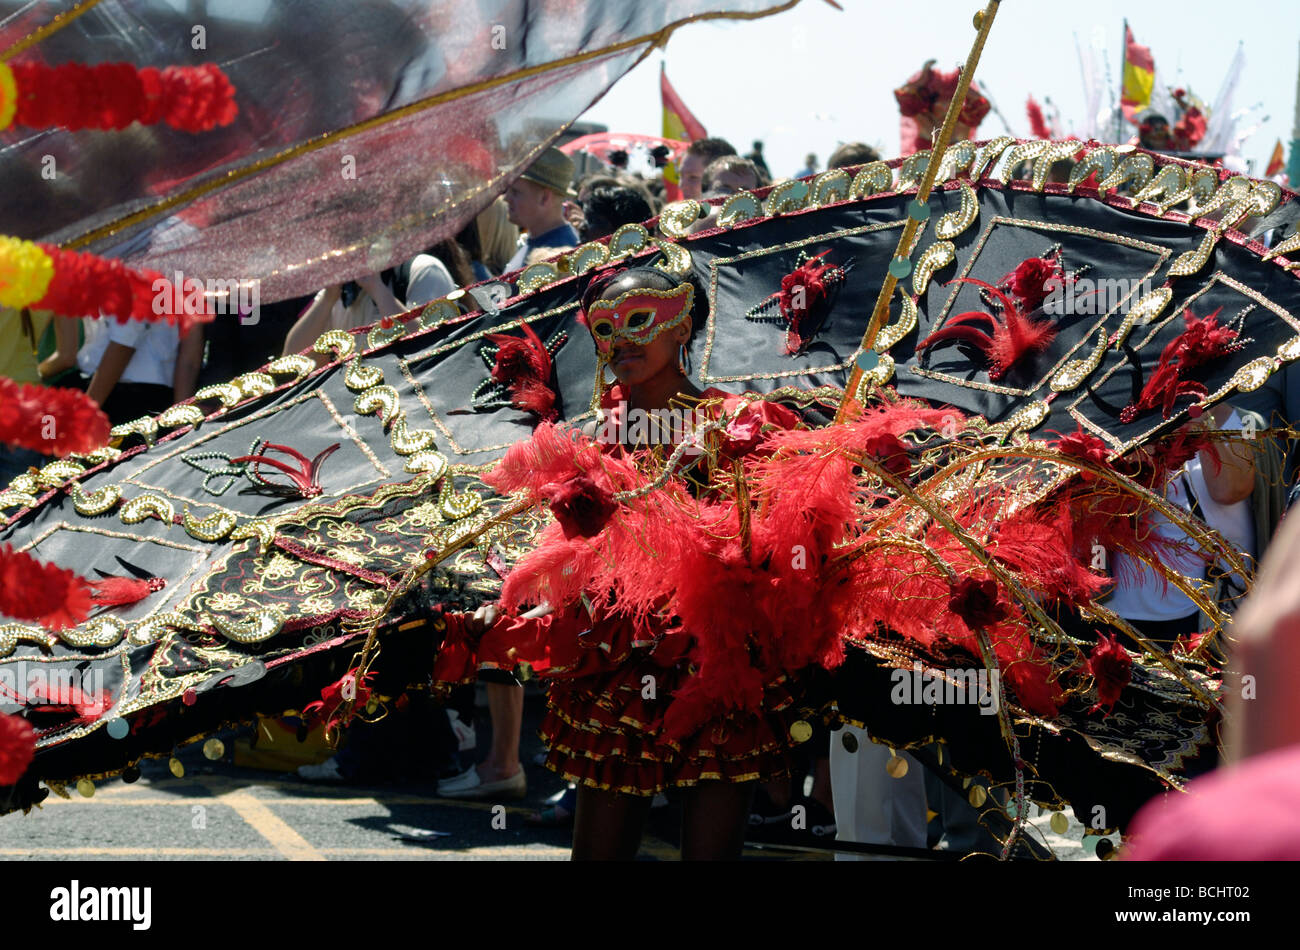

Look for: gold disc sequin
[76,778,95,798]
[203,739,225,760]
[789,720,813,744]
[968,785,988,808]
[1050,811,1070,835]
[169,757,185,778]
[885,755,909,779]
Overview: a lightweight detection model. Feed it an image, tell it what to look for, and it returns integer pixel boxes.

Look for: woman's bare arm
[282,286,341,357]
[86,341,135,407]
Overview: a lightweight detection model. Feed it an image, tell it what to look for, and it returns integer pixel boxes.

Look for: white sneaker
[297,757,344,782]
[436,765,526,800]
[447,710,476,752]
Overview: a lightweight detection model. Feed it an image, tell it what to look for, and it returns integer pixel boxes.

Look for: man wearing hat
[502,146,580,273]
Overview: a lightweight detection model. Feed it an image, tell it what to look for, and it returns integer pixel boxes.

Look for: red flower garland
[11,61,236,133]
[0,545,92,631]
[0,712,34,785]
[0,377,110,456]
[33,245,211,331]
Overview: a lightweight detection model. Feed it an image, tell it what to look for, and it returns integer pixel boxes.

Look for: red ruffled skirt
[433,606,806,796]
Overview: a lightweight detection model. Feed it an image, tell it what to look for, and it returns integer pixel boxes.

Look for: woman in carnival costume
[436,262,839,860]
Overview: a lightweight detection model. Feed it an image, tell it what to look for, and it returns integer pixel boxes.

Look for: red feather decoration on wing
[916,277,1056,380]
[486,322,559,421]
[88,576,166,607]
[1121,308,1241,422]
[0,713,34,785]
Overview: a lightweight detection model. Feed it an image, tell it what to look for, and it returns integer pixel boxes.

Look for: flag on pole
[661,63,707,201]
[1121,24,1155,122]
[1266,139,1286,178]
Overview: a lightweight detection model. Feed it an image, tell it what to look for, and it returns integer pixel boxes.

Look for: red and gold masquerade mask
[583,283,693,358]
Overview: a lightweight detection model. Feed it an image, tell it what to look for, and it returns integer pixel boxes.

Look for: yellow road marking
[206,785,325,861]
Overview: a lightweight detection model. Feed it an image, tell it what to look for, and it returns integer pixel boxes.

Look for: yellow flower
[0,235,54,308]
[0,63,16,131]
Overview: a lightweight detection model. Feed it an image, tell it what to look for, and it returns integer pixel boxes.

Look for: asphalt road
[0,683,1093,861]
[0,683,819,861]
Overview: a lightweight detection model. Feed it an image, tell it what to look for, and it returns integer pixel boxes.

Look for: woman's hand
[462,603,498,637]
[1195,403,1255,505]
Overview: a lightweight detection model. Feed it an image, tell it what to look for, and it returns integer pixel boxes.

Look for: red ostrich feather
[916,277,1057,380]
[1120,308,1241,423]
[486,322,558,421]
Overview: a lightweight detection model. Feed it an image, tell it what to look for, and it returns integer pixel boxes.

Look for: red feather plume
[916,277,1057,380]
[1121,308,1241,423]
[486,322,559,421]
[89,576,166,608]
[0,713,34,785]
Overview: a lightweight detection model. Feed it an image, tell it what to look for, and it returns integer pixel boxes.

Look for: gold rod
[1,0,105,63]
[835,0,1002,422]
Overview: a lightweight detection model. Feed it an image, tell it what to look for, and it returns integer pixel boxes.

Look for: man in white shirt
[403,254,457,307]
[1106,403,1256,644]
[77,317,181,426]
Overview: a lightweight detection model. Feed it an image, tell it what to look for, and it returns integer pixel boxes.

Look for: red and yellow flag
[661,64,707,201]
[1121,24,1155,122]
[1266,139,1286,178]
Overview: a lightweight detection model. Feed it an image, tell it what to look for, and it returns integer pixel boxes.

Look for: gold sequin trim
[911,240,955,297]
[313,329,357,362]
[182,508,237,542]
[657,200,703,239]
[763,179,809,215]
[366,320,406,351]
[212,606,287,644]
[849,162,892,199]
[157,404,205,429]
[354,385,401,427]
[718,191,762,228]
[517,261,563,294]
[1050,328,1108,393]
[119,492,176,526]
[344,358,384,392]
[194,383,243,408]
[265,354,316,379]
[934,182,978,240]
[70,483,122,517]
[810,169,851,205]
[874,287,918,353]
[608,223,651,259]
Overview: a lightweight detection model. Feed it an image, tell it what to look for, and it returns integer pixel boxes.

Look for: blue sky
[582,0,1298,180]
